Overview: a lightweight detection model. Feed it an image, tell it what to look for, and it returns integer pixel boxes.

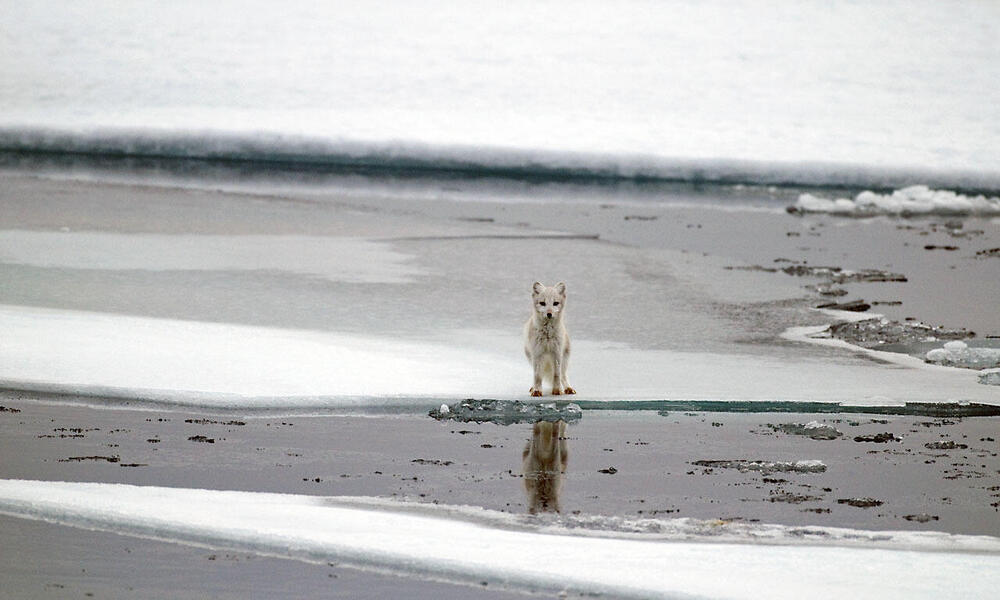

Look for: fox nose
[546,311,553,318]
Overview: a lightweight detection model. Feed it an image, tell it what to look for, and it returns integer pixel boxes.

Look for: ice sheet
[1,305,997,409]
[0,480,997,599]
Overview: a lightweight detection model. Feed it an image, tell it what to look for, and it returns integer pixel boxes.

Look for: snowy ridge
[1,480,998,599]
[794,185,1000,216]
[3,126,999,192]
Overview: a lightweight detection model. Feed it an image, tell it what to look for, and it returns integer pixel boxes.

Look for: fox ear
[555,281,566,295]
[532,281,544,295]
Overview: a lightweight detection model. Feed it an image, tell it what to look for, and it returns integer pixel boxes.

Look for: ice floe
[926,341,1000,370]
[769,421,843,440]
[3,304,999,410]
[792,186,1000,216]
[429,398,582,425]
[1,480,999,599]
[980,370,1000,386]
[691,460,827,474]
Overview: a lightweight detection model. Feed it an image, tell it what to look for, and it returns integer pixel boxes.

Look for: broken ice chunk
[925,341,1000,370]
[979,369,1000,386]
[429,398,582,425]
[769,421,843,440]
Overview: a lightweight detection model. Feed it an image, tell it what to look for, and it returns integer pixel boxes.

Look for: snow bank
[794,185,1000,216]
[1,480,998,599]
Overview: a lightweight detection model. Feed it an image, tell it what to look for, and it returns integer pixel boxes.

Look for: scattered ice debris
[904,514,940,523]
[825,318,973,349]
[769,422,843,440]
[853,433,900,443]
[791,185,1000,217]
[0,406,21,413]
[924,441,968,450]
[926,341,1000,370]
[976,247,1000,258]
[815,299,870,312]
[980,369,1000,386]
[838,498,884,508]
[805,283,848,297]
[187,435,215,443]
[429,398,582,425]
[781,265,907,283]
[59,455,120,463]
[691,460,827,474]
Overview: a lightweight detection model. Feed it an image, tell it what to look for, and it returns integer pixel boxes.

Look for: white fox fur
[523,281,575,397]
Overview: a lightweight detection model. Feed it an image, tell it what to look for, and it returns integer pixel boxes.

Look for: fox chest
[529,325,564,354]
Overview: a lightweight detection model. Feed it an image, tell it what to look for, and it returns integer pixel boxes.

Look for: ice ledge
[1,480,999,600]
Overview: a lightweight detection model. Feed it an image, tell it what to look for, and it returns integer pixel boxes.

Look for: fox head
[531,281,566,320]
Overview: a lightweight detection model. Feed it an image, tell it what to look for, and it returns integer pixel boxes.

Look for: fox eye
[539,301,546,306]
[553,302,559,306]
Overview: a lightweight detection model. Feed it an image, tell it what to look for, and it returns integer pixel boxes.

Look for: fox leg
[530,358,543,397]
[560,349,575,395]
[551,354,564,395]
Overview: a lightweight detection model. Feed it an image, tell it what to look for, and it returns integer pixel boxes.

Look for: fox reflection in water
[522,420,568,514]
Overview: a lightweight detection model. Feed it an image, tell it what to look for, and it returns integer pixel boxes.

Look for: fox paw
[551,388,562,396]
[563,387,576,395]
[529,388,543,397]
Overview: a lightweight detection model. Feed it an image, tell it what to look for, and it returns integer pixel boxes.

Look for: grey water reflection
[522,419,568,514]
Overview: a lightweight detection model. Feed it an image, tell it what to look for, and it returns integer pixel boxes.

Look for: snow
[1,480,998,599]
[2,2,999,190]
[795,186,1000,216]
[0,231,424,284]
[2,305,998,409]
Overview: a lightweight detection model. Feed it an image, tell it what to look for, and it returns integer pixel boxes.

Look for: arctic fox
[523,281,575,397]
[522,419,568,514]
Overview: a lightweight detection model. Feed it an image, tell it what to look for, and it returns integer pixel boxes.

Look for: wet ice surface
[2,400,1000,598]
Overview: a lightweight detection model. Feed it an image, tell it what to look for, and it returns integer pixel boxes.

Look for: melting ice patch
[1,480,999,600]
[793,185,1000,216]
[0,231,424,284]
